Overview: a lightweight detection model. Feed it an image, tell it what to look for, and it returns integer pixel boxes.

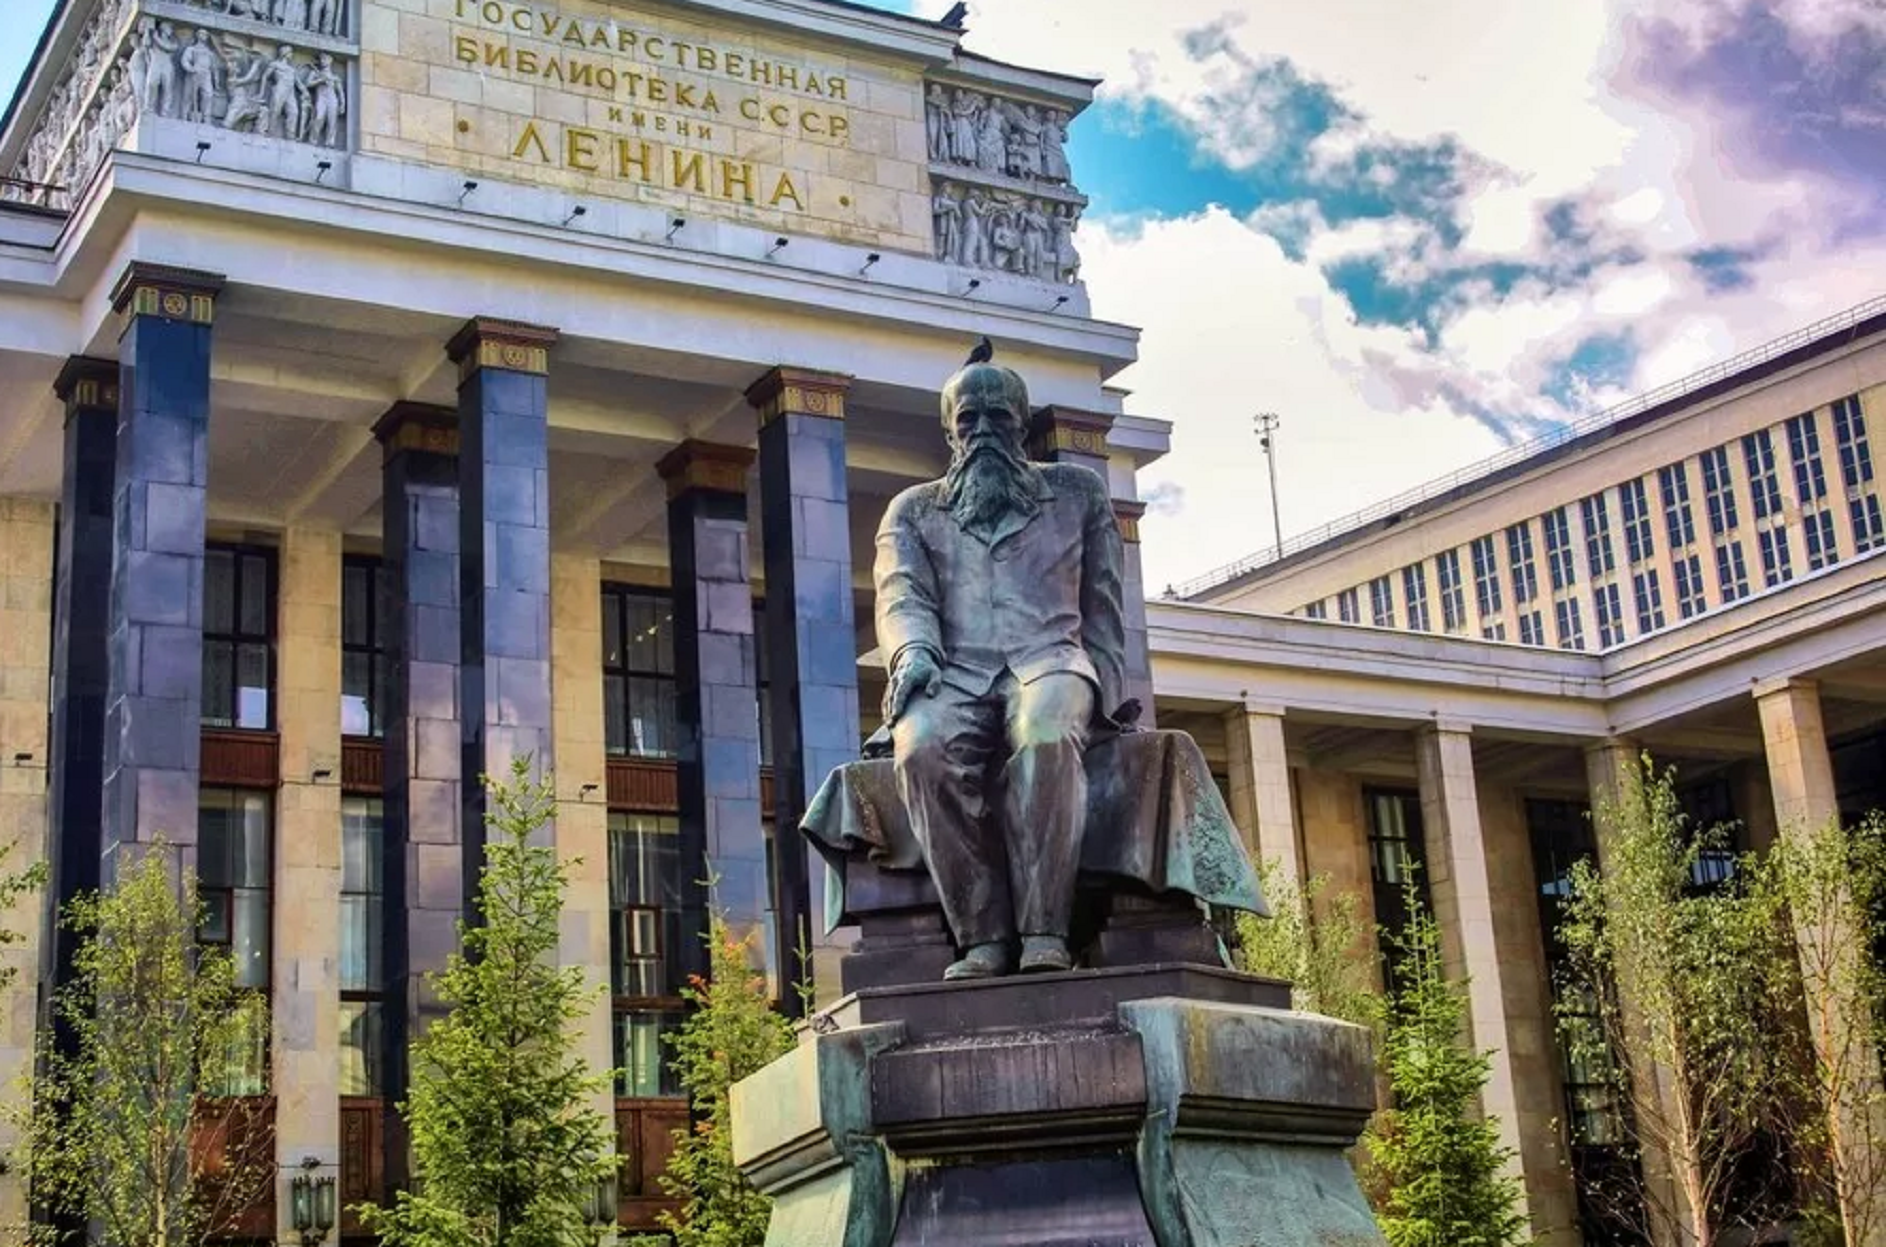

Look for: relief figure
[180,30,220,124]
[932,186,962,263]
[306,52,345,147]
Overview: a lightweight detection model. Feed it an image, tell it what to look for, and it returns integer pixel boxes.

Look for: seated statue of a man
[874,352,1128,979]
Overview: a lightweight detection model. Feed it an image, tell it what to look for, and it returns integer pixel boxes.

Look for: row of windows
[202,790,701,1102]
[1296,393,1882,650]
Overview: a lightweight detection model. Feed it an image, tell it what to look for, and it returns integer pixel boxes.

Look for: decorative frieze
[923,83,1084,284]
[5,0,356,210]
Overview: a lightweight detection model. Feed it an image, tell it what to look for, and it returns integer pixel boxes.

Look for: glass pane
[237,643,270,730]
[342,798,383,896]
[231,888,269,989]
[604,674,626,756]
[198,890,231,944]
[207,993,269,1097]
[629,908,659,956]
[343,565,370,647]
[339,895,380,992]
[342,653,372,736]
[235,792,271,887]
[372,652,390,738]
[608,815,679,908]
[602,593,622,669]
[240,554,269,637]
[202,641,234,728]
[205,549,236,635]
[615,1011,681,1098]
[338,1000,381,1097]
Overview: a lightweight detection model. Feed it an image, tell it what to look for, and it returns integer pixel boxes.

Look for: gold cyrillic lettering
[565,127,599,171]
[720,160,752,201]
[768,103,790,127]
[671,150,705,192]
[827,77,847,102]
[616,139,652,181]
[769,172,803,210]
[455,34,479,63]
[739,97,760,121]
[512,121,551,162]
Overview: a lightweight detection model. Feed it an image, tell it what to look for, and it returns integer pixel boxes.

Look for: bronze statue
[873,348,1128,978]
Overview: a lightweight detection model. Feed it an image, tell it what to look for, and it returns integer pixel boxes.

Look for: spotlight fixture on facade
[580,781,600,798]
[11,752,30,765]
[457,179,479,205]
[859,252,881,276]
[563,204,588,226]
[194,140,211,163]
[766,236,789,259]
[314,160,332,183]
[666,216,686,241]
[1047,294,1069,311]
[961,277,982,297]
[311,768,333,783]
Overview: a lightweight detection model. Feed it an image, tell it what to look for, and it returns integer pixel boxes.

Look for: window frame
[202,544,277,732]
[341,556,391,740]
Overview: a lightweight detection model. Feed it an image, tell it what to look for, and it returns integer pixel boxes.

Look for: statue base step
[732,969,1386,1247]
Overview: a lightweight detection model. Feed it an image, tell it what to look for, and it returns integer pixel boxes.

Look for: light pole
[1254,412,1283,560]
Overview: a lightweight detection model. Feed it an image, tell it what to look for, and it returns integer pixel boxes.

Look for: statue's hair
[939,363,1030,432]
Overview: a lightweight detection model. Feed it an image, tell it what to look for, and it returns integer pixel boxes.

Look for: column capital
[1420,718,1475,738]
[1752,674,1818,702]
[109,262,223,324]
[1027,405,1115,461]
[745,366,851,426]
[372,401,459,460]
[445,317,558,383]
[1226,701,1287,721]
[657,439,756,500]
[52,355,118,412]
[1112,498,1146,544]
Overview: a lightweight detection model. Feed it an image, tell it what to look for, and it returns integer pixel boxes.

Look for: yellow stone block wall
[273,528,344,1232]
[0,500,52,1234]
[550,553,615,1126]
[358,0,933,252]
[1294,766,1383,983]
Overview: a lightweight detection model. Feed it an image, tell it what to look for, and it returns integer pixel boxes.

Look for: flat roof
[1179,292,1886,601]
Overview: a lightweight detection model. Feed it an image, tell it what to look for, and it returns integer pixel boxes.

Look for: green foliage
[17,843,269,1247]
[1233,859,1380,1030]
[635,916,793,1247]
[1555,755,1798,1244]
[360,758,614,1247]
[1367,879,1531,1247]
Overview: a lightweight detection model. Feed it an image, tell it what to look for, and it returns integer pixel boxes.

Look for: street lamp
[1253,412,1283,560]
[582,1172,620,1242]
[289,1158,336,1246]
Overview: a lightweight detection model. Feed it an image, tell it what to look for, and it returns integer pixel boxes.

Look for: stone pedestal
[731,967,1385,1247]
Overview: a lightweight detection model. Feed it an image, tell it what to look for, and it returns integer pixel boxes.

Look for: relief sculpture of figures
[974,100,1007,173]
[1041,111,1070,183]
[309,0,343,37]
[1006,103,1044,180]
[949,88,979,165]
[932,186,963,264]
[960,188,993,269]
[260,44,307,139]
[144,22,183,118]
[305,52,346,147]
[926,84,950,163]
[874,347,1129,978]
[180,30,220,124]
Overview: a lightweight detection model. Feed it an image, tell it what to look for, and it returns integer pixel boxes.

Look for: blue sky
[5,0,1883,587]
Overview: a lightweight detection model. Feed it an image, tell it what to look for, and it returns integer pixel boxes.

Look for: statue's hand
[885,648,943,725]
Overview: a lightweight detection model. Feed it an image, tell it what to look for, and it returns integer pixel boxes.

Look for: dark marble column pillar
[371,402,461,1190]
[446,318,557,907]
[1028,405,1156,726]
[657,440,768,989]
[102,263,222,879]
[747,367,857,1014]
[44,357,118,997]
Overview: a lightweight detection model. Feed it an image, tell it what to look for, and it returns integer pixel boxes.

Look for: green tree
[1233,859,1380,1029]
[360,758,614,1247]
[1368,880,1531,1247]
[18,842,271,1247]
[1556,756,1797,1246]
[636,915,793,1247]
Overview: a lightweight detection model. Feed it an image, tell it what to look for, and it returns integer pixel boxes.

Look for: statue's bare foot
[943,941,1011,980]
[1018,935,1072,974]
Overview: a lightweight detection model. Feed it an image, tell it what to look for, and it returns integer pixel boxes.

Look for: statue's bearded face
[942,390,1036,534]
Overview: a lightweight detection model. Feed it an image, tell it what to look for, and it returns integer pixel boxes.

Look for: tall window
[1579,494,1617,578]
[1741,431,1784,523]
[1542,508,1577,592]
[1471,535,1503,618]
[603,587,678,760]
[1619,478,1655,566]
[1368,575,1395,629]
[1506,523,1540,607]
[1787,413,1839,573]
[1302,600,1328,621]
[1804,510,1840,572]
[1658,462,1697,550]
[1337,588,1360,624]
[203,546,274,731]
[1833,394,1875,492]
[1517,609,1544,647]
[1366,789,1431,988]
[1855,494,1886,555]
[1434,550,1466,633]
[1632,570,1665,634]
[199,789,271,1096]
[1592,583,1625,649]
[340,797,383,1098]
[342,558,391,738]
[1699,446,1739,536]
[1401,564,1431,632]
[1756,527,1794,589]
[1673,553,1708,619]
[609,813,684,1098]
[1716,541,1751,602]
[1554,598,1587,651]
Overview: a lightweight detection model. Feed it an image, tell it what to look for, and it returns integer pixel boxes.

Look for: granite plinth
[732,978,1385,1247]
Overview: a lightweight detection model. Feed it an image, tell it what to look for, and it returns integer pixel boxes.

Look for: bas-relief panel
[924,84,1083,284]
[358,0,932,251]
[6,0,358,209]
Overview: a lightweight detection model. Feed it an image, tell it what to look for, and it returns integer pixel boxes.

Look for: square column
[103,263,222,876]
[447,318,558,887]
[747,367,857,1011]
[272,528,343,1238]
[1754,678,1886,1247]
[1413,725,1529,1193]
[372,402,463,1190]
[550,552,614,1126]
[1029,406,1155,724]
[0,500,54,1230]
[45,358,118,995]
[657,441,767,989]
[1221,705,1301,887]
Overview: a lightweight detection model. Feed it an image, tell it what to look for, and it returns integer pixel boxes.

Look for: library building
[0,0,1880,1241]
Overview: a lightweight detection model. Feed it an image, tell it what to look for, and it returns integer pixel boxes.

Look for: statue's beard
[944,439,1040,536]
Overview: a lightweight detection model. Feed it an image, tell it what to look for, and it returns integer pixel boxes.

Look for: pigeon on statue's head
[965,335,994,365]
